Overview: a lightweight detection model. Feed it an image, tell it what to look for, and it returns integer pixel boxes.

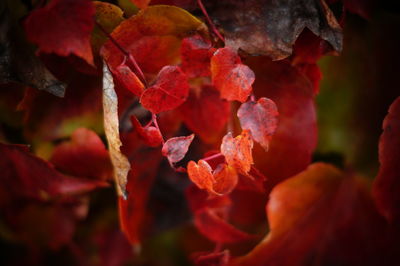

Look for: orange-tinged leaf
[211,47,255,102]
[25,0,95,65]
[194,209,255,244]
[130,116,163,147]
[373,97,400,223]
[233,163,387,266]
[237,97,279,150]
[103,63,131,198]
[221,130,254,175]
[140,66,189,113]
[187,160,215,191]
[162,134,195,165]
[101,5,205,74]
[212,164,238,195]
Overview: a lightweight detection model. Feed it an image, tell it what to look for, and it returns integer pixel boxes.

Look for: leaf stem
[202,152,224,162]
[95,21,148,87]
[197,0,225,43]
[152,114,165,145]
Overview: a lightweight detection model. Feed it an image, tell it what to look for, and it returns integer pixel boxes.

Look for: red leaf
[24,0,95,65]
[162,134,195,165]
[113,64,145,97]
[211,47,254,102]
[140,66,190,114]
[181,35,215,78]
[237,97,279,150]
[179,85,230,143]
[373,97,400,223]
[50,128,112,181]
[220,130,254,175]
[130,116,163,147]
[232,163,387,266]
[0,143,108,202]
[194,209,254,244]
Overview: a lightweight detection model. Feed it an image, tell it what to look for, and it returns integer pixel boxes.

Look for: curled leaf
[221,130,254,175]
[140,66,189,114]
[237,97,279,150]
[211,47,254,102]
[113,64,145,97]
[130,116,163,147]
[103,62,131,198]
[162,134,195,165]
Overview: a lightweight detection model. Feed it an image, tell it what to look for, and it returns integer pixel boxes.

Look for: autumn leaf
[220,130,254,175]
[162,134,195,165]
[140,65,189,114]
[113,63,145,97]
[206,0,342,60]
[181,35,215,78]
[212,163,238,195]
[193,250,230,266]
[211,47,255,102]
[0,143,108,202]
[103,62,131,198]
[130,116,163,147]
[373,97,400,224]
[179,85,230,143]
[237,97,279,150]
[194,209,255,244]
[187,160,215,192]
[50,128,112,181]
[24,0,95,65]
[232,163,386,266]
[101,5,205,74]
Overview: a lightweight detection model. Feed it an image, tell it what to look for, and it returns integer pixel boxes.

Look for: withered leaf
[206,0,343,60]
[103,62,131,198]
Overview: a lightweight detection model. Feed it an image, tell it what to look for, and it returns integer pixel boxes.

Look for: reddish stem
[202,152,224,162]
[95,21,148,87]
[152,114,165,145]
[250,94,256,102]
[197,0,225,43]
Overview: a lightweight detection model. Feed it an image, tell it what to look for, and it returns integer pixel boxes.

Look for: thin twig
[197,0,225,43]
